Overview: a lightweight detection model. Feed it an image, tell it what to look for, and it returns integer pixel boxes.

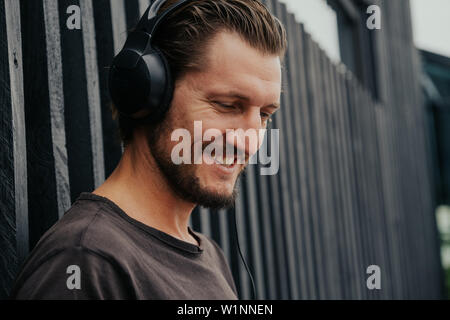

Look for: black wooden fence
[0,0,444,299]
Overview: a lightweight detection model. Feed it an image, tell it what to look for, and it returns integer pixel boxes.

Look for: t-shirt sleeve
[11,246,135,300]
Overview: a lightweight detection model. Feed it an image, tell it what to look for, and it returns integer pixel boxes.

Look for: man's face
[147,31,282,210]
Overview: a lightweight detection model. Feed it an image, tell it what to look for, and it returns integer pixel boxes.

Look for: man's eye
[261,112,270,119]
[213,102,238,111]
[261,113,274,125]
[215,102,234,109]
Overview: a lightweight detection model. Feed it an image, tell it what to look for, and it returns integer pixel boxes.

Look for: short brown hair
[113,0,287,145]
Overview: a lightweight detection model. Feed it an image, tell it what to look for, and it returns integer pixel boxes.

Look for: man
[10,0,286,299]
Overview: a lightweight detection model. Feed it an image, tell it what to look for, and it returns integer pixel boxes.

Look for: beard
[145,117,244,210]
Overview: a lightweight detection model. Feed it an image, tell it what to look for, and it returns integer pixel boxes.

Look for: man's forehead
[204,31,282,83]
[191,31,282,105]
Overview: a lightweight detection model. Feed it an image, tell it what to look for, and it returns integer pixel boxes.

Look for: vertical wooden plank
[295,23,319,300]
[386,0,413,297]
[80,0,106,189]
[377,102,400,299]
[322,53,345,299]
[110,0,127,56]
[0,0,26,299]
[329,48,351,299]
[4,0,28,265]
[372,1,406,298]
[233,183,250,300]
[262,0,294,300]
[330,57,346,299]
[110,0,128,154]
[346,75,369,299]
[252,155,278,299]
[332,63,353,299]
[314,43,337,300]
[272,0,301,300]
[20,0,60,249]
[357,85,378,299]
[265,129,290,299]
[356,87,372,299]
[369,94,390,300]
[43,0,71,217]
[138,0,151,16]
[58,0,95,202]
[336,66,364,299]
[284,11,310,300]
[362,88,384,300]
[307,35,334,300]
[242,165,266,299]
[92,0,123,177]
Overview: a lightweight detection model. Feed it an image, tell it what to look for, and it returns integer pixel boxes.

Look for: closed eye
[212,101,239,111]
[261,112,271,119]
[213,100,274,123]
[215,102,234,108]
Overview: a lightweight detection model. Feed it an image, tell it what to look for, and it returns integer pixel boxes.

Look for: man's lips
[203,153,239,175]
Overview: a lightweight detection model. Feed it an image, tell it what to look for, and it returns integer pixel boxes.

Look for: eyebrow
[211,91,281,110]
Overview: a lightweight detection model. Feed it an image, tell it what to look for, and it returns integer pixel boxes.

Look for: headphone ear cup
[109,53,150,116]
[109,46,174,123]
[147,46,174,122]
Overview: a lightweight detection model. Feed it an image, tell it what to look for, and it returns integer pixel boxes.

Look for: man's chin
[191,184,238,210]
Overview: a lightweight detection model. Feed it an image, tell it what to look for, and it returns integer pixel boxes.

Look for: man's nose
[225,108,264,159]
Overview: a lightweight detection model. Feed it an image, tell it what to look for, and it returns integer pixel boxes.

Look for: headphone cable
[232,208,257,300]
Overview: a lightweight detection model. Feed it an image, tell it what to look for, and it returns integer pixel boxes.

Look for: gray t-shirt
[10,193,238,300]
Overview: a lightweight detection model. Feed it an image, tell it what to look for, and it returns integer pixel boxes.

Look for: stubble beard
[145,117,244,210]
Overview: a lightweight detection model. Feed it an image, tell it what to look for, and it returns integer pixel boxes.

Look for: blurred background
[1,0,449,299]
[280,0,450,298]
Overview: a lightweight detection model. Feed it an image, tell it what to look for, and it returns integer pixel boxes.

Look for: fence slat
[4,0,28,266]
[80,0,105,189]
[43,0,71,217]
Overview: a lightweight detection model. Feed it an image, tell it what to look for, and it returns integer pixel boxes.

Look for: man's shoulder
[28,195,135,265]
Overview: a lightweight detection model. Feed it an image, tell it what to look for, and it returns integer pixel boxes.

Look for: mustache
[199,138,249,162]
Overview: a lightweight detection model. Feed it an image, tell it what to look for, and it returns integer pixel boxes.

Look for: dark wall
[0,0,444,299]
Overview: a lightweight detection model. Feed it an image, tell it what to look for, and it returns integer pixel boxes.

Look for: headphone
[109,0,191,124]
[109,0,257,300]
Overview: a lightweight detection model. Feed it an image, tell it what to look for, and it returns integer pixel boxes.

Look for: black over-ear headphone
[109,0,191,124]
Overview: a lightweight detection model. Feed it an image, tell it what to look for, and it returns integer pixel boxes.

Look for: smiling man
[10,0,286,300]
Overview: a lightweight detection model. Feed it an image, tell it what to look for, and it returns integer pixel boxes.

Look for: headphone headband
[137,0,192,38]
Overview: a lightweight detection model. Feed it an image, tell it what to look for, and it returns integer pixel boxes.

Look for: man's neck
[93,140,198,246]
